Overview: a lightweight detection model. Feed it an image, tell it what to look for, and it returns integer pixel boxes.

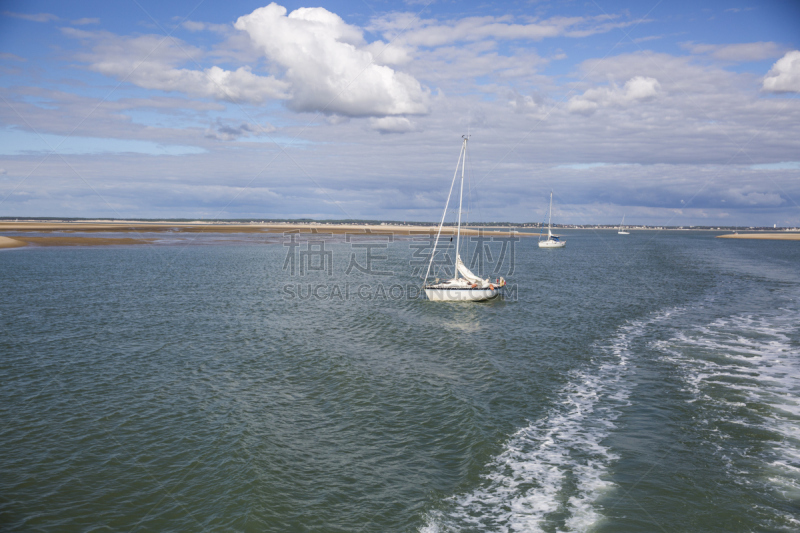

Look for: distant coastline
[0,220,520,248]
[2,219,799,248]
[2,217,797,231]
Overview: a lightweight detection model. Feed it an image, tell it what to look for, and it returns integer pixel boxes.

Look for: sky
[1,0,799,226]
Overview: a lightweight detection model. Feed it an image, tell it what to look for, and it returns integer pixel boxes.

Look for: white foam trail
[421,312,675,532]
[657,311,800,505]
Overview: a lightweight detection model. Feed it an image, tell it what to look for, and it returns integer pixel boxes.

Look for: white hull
[618,215,628,234]
[422,136,509,303]
[539,192,565,248]
[425,286,501,301]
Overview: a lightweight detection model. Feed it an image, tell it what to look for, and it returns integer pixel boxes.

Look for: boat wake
[420,312,675,532]
[656,310,800,529]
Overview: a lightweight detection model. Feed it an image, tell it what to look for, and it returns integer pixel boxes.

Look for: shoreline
[3,222,799,248]
[0,221,527,238]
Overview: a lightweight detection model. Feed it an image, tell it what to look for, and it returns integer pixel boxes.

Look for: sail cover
[455,255,484,283]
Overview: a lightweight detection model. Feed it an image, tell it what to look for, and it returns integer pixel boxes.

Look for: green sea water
[1,230,798,531]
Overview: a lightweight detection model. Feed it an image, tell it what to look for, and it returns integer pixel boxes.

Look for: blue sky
[1,0,799,225]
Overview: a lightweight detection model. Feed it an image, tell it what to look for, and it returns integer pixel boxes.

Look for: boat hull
[424,287,501,302]
[538,239,566,248]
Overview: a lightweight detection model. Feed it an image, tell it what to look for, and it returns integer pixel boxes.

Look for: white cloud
[234,3,430,117]
[369,13,644,48]
[64,28,289,104]
[508,90,541,113]
[182,20,207,32]
[567,76,660,115]
[723,189,784,207]
[763,50,800,93]
[683,41,784,62]
[0,52,26,62]
[2,11,58,23]
[181,20,231,33]
[369,116,416,134]
[71,18,100,26]
[362,41,412,66]
[750,162,800,170]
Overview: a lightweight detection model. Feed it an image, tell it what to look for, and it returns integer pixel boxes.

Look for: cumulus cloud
[64,28,289,104]
[567,76,660,115]
[369,116,416,134]
[508,90,542,113]
[762,50,800,93]
[234,3,430,117]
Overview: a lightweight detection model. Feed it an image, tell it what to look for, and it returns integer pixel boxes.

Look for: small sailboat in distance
[618,214,630,235]
[538,191,566,248]
[423,136,505,302]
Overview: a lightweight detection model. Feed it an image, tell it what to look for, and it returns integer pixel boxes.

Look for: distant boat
[538,191,566,248]
[423,136,505,302]
[618,215,630,235]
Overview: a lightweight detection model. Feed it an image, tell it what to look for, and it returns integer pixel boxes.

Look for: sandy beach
[716,233,800,240]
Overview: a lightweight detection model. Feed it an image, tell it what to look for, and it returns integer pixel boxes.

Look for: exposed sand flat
[0,236,27,249]
[0,221,526,237]
[14,237,156,247]
[716,233,800,241]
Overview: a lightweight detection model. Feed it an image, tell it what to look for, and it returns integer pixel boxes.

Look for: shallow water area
[1,230,798,531]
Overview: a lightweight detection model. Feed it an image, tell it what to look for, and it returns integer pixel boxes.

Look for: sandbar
[0,221,525,237]
[716,233,800,241]
[0,236,27,249]
[6,236,155,247]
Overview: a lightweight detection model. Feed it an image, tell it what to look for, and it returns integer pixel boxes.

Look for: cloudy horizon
[1,0,799,226]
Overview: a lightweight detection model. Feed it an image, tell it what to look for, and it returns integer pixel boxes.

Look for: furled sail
[455,255,483,283]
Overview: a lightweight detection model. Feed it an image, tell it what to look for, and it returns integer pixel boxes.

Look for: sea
[1,229,798,532]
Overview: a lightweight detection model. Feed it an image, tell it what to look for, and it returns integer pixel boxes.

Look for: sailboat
[423,136,505,302]
[538,191,566,248]
[618,215,629,235]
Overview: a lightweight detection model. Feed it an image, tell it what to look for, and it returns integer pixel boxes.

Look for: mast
[547,190,553,238]
[423,139,466,286]
[455,135,467,265]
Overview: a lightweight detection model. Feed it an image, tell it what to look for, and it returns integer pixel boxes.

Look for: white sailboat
[618,215,629,235]
[423,136,505,302]
[538,191,566,248]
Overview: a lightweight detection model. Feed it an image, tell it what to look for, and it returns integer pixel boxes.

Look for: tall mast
[422,139,465,285]
[455,135,467,264]
[548,190,553,237]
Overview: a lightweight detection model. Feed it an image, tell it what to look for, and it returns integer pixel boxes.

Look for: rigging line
[454,136,467,274]
[422,140,465,288]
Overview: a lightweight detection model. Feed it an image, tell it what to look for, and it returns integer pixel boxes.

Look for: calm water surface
[1,230,798,531]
